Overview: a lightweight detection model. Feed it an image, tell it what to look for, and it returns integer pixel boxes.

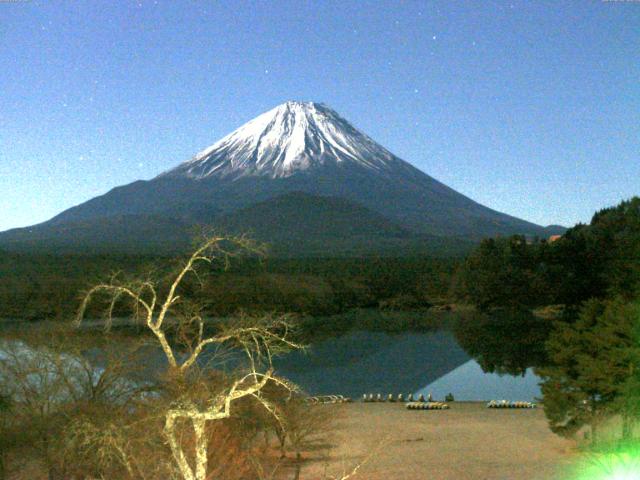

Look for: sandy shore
[300,402,577,480]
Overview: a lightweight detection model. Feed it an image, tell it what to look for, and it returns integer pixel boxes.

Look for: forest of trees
[0,252,458,323]
[456,197,640,444]
[455,197,640,310]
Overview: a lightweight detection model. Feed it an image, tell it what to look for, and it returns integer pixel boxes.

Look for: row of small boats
[406,401,450,410]
[362,393,434,403]
[487,400,536,409]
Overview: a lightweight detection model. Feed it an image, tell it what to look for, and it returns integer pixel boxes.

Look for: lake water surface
[272,329,542,401]
[1,323,543,402]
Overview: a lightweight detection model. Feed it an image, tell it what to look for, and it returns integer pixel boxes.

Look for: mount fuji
[0,101,563,255]
[161,101,408,180]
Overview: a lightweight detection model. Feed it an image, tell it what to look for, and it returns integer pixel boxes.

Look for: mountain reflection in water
[272,330,470,398]
[417,360,541,402]
[0,316,545,402]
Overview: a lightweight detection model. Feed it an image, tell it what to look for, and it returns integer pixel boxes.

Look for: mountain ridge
[0,101,565,255]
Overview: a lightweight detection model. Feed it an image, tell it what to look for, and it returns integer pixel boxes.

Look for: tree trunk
[622,414,633,441]
[276,427,286,458]
[293,452,302,480]
[165,414,197,480]
[193,417,208,480]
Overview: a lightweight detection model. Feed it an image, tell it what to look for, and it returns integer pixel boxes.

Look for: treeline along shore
[0,252,459,325]
[456,197,640,446]
[2,197,639,346]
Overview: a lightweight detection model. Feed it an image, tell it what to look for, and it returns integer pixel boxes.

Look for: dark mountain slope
[0,192,475,256]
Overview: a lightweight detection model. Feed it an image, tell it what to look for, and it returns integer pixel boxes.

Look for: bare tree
[0,326,150,480]
[76,235,305,480]
[281,397,336,480]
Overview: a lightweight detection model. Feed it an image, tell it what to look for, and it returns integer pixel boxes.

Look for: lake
[417,361,541,402]
[0,321,543,403]
[271,329,542,401]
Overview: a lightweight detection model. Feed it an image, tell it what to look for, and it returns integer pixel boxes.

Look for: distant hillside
[0,215,194,255]
[216,192,476,256]
[217,192,410,239]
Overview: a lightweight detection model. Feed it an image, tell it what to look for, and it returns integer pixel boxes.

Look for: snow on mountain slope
[160,101,401,180]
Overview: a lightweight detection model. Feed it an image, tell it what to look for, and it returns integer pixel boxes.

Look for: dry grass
[3,402,579,480]
[299,402,577,480]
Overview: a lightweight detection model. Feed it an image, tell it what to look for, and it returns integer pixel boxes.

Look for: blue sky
[1,0,638,232]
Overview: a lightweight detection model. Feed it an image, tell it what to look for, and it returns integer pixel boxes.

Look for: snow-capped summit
[160,101,400,180]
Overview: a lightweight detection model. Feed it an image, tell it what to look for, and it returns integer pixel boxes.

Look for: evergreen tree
[457,236,545,310]
[455,197,640,309]
[537,298,640,441]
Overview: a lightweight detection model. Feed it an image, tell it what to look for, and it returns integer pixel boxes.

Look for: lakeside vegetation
[0,197,639,478]
[0,238,350,480]
[0,252,458,324]
[455,197,640,446]
[455,197,640,311]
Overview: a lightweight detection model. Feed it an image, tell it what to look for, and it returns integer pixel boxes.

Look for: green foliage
[585,198,640,299]
[0,252,162,320]
[0,395,9,413]
[455,197,640,310]
[451,198,640,444]
[0,253,460,323]
[537,298,640,439]
[455,236,551,310]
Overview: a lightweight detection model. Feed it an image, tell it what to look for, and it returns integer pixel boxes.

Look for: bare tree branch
[76,235,302,480]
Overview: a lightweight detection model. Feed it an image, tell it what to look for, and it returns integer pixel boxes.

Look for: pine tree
[538,298,640,441]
